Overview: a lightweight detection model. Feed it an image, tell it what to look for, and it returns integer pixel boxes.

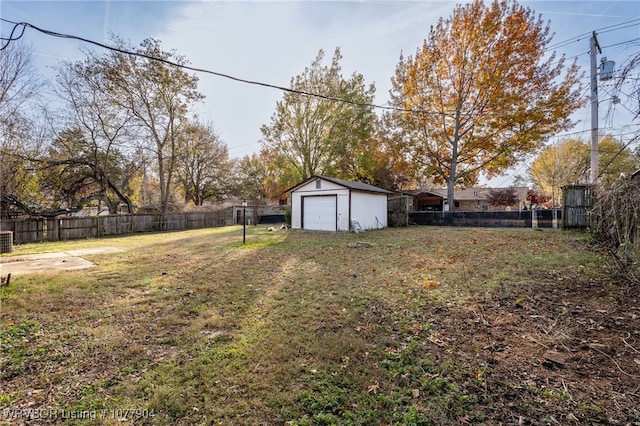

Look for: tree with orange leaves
[386,0,584,208]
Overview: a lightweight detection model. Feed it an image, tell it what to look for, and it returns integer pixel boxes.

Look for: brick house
[405,187,529,212]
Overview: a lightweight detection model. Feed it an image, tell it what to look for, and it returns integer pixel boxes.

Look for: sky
[1,0,639,186]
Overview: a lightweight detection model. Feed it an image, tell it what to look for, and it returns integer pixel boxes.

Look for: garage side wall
[351,192,388,230]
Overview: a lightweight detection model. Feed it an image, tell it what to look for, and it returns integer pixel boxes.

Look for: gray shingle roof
[318,176,393,194]
[286,175,392,194]
[404,187,529,201]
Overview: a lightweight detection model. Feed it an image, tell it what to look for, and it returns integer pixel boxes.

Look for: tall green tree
[387,0,583,208]
[235,152,273,202]
[260,48,376,189]
[0,132,44,217]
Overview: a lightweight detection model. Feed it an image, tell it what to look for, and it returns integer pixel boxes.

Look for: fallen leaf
[367,382,379,394]
[422,279,439,288]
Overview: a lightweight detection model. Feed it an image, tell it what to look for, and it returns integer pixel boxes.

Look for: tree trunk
[252,197,260,226]
[446,178,455,211]
[447,137,460,210]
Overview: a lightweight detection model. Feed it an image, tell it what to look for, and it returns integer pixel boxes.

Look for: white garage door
[302,195,337,231]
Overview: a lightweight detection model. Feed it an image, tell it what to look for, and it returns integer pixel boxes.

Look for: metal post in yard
[242,199,247,244]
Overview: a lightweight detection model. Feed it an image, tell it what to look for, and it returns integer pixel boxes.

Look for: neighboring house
[287,176,392,232]
[403,189,446,212]
[405,187,530,212]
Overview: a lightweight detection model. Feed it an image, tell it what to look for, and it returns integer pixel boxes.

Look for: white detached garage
[287,176,391,232]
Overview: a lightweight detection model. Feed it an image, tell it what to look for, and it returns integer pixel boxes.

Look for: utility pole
[590,31,601,184]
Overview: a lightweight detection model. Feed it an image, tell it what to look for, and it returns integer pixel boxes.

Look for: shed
[287,176,391,232]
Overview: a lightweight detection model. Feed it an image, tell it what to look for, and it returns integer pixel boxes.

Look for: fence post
[55,218,60,241]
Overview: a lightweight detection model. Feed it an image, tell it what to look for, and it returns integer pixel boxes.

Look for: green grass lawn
[1,226,635,425]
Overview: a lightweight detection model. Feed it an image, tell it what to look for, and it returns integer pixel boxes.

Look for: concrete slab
[0,247,124,276]
[1,252,70,261]
[0,256,95,276]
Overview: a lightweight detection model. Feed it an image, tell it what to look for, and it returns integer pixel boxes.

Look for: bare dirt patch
[422,268,640,423]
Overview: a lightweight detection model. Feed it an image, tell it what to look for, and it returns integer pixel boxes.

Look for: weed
[73,383,103,412]
[0,320,43,379]
[295,371,348,416]
[541,388,570,401]
[401,406,432,425]
[0,392,20,404]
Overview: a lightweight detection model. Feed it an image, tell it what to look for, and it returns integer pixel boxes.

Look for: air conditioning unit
[0,231,13,253]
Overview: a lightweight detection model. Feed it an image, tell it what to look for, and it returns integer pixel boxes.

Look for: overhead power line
[494,127,640,187]
[0,18,443,117]
[602,37,640,49]
[1,18,633,123]
[545,18,640,52]
[598,22,640,36]
[544,124,640,140]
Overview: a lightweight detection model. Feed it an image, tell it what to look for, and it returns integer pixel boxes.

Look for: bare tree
[97,37,204,214]
[0,42,42,142]
[0,42,44,217]
[53,58,138,213]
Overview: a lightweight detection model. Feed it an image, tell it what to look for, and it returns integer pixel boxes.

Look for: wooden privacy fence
[0,209,234,244]
[388,195,411,227]
[562,185,593,229]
